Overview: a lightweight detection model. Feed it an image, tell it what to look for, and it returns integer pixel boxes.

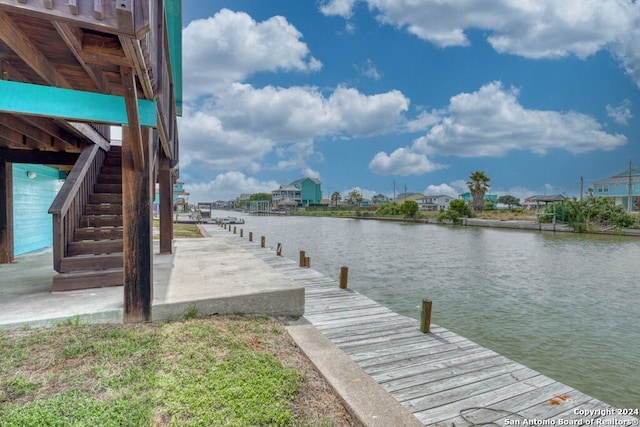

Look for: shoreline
[293,213,640,237]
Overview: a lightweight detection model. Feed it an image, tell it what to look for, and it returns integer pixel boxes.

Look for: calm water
[219,212,640,408]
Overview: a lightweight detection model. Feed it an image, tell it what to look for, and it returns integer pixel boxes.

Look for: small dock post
[233,226,236,234]
[420,299,432,333]
[304,256,310,267]
[276,243,282,256]
[240,229,243,237]
[261,236,266,248]
[299,251,305,267]
[339,266,348,289]
[249,232,253,242]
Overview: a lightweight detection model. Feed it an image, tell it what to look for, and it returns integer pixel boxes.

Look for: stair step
[79,215,122,227]
[97,174,122,184]
[89,193,122,204]
[85,203,122,215]
[103,159,121,167]
[75,226,123,241]
[52,268,123,291]
[59,253,123,273]
[100,166,121,175]
[68,239,123,256]
[94,183,122,194]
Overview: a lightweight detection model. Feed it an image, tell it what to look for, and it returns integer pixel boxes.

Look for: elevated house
[272,178,322,208]
[592,166,640,212]
[0,0,182,322]
[417,194,455,211]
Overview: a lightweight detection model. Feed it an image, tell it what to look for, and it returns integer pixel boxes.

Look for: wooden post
[276,243,282,256]
[158,155,173,254]
[0,157,13,263]
[339,266,348,289]
[299,250,305,267]
[122,126,153,323]
[249,231,253,242]
[304,256,310,267]
[233,226,236,234]
[261,236,265,248]
[240,229,243,237]
[420,299,432,333]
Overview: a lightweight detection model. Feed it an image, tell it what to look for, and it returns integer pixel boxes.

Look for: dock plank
[212,226,635,427]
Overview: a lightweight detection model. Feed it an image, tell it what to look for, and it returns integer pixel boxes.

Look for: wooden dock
[213,226,637,426]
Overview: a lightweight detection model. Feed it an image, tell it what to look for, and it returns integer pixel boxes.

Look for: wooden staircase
[52,146,124,291]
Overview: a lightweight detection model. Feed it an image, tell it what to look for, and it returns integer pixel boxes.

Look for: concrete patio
[0,236,304,329]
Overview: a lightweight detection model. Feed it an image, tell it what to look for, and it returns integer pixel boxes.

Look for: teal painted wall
[13,164,63,255]
[300,179,322,206]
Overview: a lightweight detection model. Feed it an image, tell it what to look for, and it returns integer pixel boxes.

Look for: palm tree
[330,191,342,207]
[467,171,491,213]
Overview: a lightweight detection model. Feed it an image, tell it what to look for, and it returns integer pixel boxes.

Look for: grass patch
[0,317,346,426]
[153,220,203,239]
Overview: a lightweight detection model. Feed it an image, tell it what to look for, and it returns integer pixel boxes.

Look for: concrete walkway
[0,238,303,329]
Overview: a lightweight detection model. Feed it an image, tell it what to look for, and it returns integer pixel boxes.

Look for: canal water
[220,212,640,409]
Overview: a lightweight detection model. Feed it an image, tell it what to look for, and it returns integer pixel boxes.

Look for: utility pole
[393,180,396,202]
[628,160,633,213]
[580,176,584,201]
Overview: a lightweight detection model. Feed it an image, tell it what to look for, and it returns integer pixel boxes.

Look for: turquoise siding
[299,179,322,206]
[595,182,640,197]
[13,164,63,255]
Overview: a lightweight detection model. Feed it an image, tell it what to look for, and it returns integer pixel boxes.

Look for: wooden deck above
[0,0,180,163]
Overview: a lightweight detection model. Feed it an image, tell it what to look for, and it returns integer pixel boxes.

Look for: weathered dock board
[210,226,638,427]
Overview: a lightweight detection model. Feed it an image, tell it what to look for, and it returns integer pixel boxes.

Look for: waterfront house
[392,192,424,203]
[417,194,456,211]
[153,182,190,216]
[272,178,322,207]
[0,0,182,322]
[592,167,640,212]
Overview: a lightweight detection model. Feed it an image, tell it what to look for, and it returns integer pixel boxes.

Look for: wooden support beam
[158,154,173,254]
[1,147,79,165]
[120,66,144,171]
[122,126,153,322]
[0,155,14,263]
[0,10,73,89]
[0,115,66,151]
[115,0,134,34]
[53,21,108,93]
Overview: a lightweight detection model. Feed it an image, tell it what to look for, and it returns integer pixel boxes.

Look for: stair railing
[49,144,106,272]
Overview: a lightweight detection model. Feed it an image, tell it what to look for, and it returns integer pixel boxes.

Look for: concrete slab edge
[286,322,424,427]
[152,288,305,323]
[0,309,124,330]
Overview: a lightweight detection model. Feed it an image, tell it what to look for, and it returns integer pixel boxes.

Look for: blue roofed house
[592,167,640,212]
[272,178,322,208]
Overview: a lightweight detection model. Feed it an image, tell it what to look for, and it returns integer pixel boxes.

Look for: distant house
[371,194,390,205]
[417,195,456,211]
[272,178,322,207]
[153,182,190,214]
[593,167,640,212]
[393,192,424,203]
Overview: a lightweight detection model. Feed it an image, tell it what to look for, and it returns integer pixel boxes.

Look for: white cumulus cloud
[369,81,626,176]
[606,99,633,125]
[187,172,280,203]
[182,9,321,100]
[320,0,640,87]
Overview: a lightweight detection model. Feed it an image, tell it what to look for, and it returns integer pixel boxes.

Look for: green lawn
[0,316,340,426]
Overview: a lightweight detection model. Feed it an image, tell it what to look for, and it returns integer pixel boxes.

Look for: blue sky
[177,0,639,203]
